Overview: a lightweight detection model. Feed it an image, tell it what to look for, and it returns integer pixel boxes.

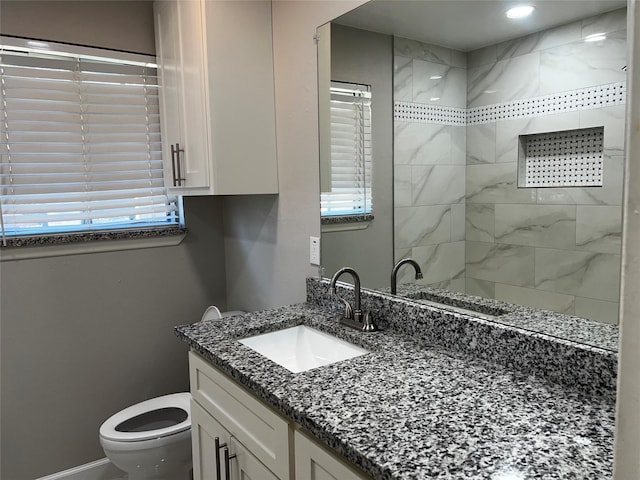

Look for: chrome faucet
[390,258,423,294]
[329,267,377,332]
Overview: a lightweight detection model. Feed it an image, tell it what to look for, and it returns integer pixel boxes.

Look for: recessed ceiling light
[506,5,535,19]
[430,97,441,102]
[429,75,443,80]
[584,33,607,42]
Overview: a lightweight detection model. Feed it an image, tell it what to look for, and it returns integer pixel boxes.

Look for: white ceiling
[333,0,627,52]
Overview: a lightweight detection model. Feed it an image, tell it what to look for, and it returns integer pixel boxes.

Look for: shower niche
[518,126,605,188]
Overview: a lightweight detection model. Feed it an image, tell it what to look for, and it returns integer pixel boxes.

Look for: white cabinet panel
[192,399,228,480]
[192,400,280,480]
[154,0,278,195]
[189,351,371,480]
[294,430,371,480]
[189,352,292,480]
[228,437,280,480]
[154,0,210,190]
[202,0,278,195]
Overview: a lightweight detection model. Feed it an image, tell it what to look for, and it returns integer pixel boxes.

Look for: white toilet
[99,307,244,479]
[99,392,192,480]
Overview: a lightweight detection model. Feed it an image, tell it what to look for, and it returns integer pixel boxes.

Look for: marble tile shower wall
[393,8,626,325]
[393,37,468,294]
[465,8,626,325]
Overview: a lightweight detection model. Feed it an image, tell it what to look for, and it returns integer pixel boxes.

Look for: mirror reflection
[318,0,626,350]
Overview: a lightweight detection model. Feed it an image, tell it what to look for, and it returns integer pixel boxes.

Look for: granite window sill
[0,227,187,261]
[321,214,373,233]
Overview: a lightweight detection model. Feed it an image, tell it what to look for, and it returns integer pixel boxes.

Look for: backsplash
[393,8,625,324]
[306,276,618,400]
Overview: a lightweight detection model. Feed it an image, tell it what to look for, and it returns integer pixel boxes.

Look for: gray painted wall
[0,1,156,55]
[1,197,227,480]
[223,1,367,312]
[320,24,394,290]
[0,3,228,478]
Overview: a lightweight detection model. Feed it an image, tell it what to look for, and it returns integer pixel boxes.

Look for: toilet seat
[100,392,191,443]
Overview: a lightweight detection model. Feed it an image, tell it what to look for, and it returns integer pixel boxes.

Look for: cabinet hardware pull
[170,143,178,186]
[214,437,227,480]
[224,447,237,480]
[170,143,185,186]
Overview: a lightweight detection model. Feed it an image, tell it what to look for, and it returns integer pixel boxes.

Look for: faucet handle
[333,293,353,320]
[362,310,377,332]
[342,299,354,320]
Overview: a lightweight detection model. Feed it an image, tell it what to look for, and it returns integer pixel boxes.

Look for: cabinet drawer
[189,351,292,480]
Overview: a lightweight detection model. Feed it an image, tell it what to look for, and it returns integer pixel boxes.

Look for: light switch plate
[310,236,320,266]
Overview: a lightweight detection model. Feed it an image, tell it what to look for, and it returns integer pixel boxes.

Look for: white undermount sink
[239,325,369,373]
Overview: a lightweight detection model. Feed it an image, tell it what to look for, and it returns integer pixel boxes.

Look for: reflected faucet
[329,267,377,332]
[390,258,423,295]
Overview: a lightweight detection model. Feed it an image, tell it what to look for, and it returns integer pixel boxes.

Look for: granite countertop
[176,303,615,480]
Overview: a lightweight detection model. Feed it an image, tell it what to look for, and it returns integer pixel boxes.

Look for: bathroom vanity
[176,279,616,479]
[189,350,369,480]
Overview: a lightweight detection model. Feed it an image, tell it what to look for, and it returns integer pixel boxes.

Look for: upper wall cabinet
[154,0,279,195]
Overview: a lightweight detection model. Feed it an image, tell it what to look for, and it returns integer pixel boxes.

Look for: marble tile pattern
[175,280,616,479]
[467,8,626,108]
[404,242,465,286]
[393,38,467,291]
[459,10,626,325]
[391,9,626,323]
[465,82,625,125]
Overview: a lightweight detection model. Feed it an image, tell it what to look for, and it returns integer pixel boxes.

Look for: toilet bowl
[99,392,192,480]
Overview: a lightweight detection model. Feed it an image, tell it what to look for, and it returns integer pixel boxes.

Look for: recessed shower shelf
[517,126,604,188]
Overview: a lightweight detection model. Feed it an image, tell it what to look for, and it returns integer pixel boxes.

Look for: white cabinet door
[191,399,229,480]
[192,399,279,480]
[189,351,291,479]
[153,0,182,187]
[228,437,280,480]
[154,0,278,195]
[294,430,371,480]
[154,0,210,190]
[202,0,278,195]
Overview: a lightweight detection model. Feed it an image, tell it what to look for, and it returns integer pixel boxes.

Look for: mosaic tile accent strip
[395,82,626,126]
[394,102,467,125]
[519,127,604,187]
[468,82,626,125]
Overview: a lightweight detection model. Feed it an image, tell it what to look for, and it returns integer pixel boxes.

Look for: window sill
[321,214,373,233]
[0,228,187,261]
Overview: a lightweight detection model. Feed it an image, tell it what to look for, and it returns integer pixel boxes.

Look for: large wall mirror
[318,0,626,350]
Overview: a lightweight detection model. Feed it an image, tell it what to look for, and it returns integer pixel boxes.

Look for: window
[320,82,372,217]
[0,37,180,245]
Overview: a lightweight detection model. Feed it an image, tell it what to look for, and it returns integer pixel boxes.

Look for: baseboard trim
[36,458,124,480]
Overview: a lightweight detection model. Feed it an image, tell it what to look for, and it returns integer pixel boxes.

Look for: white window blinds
[320,82,372,217]
[0,39,179,241]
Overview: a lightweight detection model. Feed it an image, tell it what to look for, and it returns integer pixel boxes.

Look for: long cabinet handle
[224,447,237,480]
[170,143,185,186]
[214,437,227,480]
